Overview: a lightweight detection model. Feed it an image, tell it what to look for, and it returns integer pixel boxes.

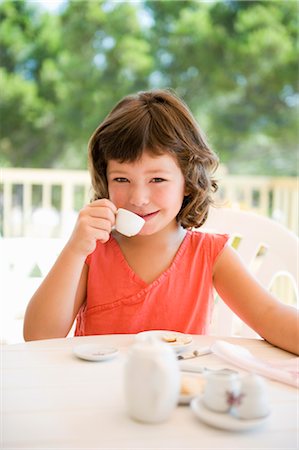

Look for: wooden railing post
[3,181,12,237]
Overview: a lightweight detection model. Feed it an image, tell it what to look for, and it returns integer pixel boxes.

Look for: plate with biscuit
[135,330,193,353]
[179,374,206,405]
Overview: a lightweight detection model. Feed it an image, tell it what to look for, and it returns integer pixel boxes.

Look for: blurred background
[0,0,298,342]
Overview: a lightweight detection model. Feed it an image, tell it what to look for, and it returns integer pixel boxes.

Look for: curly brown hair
[88,89,219,228]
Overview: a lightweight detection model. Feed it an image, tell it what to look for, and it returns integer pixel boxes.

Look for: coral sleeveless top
[74,230,229,336]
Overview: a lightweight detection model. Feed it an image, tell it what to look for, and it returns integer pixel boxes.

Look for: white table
[2,334,298,449]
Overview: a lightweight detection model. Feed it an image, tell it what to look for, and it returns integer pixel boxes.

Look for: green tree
[145,0,299,174]
[53,0,154,168]
[1,0,298,175]
[0,0,63,166]
[0,0,154,168]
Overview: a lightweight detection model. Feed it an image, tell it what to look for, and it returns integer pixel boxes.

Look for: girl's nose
[128,185,150,207]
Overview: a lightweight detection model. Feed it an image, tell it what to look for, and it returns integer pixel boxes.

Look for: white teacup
[115,208,145,237]
[203,371,240,413]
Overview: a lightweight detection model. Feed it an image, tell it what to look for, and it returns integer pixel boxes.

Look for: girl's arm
[212,245,299,355]
[23,199,117,341]
[23,246,88,341]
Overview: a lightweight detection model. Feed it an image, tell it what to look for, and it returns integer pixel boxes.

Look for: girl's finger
[85,217,113,232]
[84,205,116,224]
[89,198,117,212]
[93,229,110,244]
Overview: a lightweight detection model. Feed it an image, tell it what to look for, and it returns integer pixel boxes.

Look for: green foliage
[145,0,298,175]
[0,0,64,167]
[0,0,298,174]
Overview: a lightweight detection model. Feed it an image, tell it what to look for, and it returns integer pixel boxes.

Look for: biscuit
[180,375,205,396]
[162,333,192,345]
[162,333,177,343]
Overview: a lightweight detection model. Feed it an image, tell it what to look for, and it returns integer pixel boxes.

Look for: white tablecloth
[2,334,298,449]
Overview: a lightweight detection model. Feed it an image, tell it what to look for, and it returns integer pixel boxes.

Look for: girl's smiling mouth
[137,211,159,221]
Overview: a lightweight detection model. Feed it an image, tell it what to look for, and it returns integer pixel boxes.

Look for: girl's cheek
[108,187,126,205]
[155,188,177,203]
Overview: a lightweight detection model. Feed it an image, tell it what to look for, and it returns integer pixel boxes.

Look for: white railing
[217,175,298,234]
[0,167,298,237]
[0,168,91,238]
[0,167,297,343]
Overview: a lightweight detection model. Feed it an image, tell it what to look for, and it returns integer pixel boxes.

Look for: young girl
[23,89,298,355]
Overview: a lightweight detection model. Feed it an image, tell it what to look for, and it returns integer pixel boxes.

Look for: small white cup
[203,371,240,413]
[115,208,145,237]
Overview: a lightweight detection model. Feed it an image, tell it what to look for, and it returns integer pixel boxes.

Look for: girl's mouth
[138,211,159,221]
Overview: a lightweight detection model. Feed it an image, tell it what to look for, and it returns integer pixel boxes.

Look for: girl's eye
[114,177,129,183]
[151,178,166,183]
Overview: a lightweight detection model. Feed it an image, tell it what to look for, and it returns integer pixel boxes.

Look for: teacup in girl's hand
[115,208,145,237]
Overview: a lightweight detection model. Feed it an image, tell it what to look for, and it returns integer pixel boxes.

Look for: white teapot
[124,337,180,423]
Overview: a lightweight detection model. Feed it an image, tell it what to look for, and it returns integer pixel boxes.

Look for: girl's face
[107,150,186,235]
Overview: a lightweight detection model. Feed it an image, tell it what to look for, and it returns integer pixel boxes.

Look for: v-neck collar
[109,231,191,287]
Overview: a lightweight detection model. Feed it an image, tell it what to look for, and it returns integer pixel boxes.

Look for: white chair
[201,207,299,337]
[0,237,66,343]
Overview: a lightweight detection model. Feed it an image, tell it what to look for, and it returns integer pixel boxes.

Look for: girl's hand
[67,199,117,257]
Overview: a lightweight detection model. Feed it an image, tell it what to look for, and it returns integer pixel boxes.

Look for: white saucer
[135,330,192,353]
[135,330,193,353]
[73,344,119,362]
[191,396,270,431]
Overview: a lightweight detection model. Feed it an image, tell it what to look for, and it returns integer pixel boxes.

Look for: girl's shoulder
[187,229,230,259]
[188,229,229,245]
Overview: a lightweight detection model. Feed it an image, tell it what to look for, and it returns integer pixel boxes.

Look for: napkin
[211,340,299,388]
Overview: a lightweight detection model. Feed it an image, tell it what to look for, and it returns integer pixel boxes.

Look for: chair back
[201,208,299,337]
[0,237,66,343]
